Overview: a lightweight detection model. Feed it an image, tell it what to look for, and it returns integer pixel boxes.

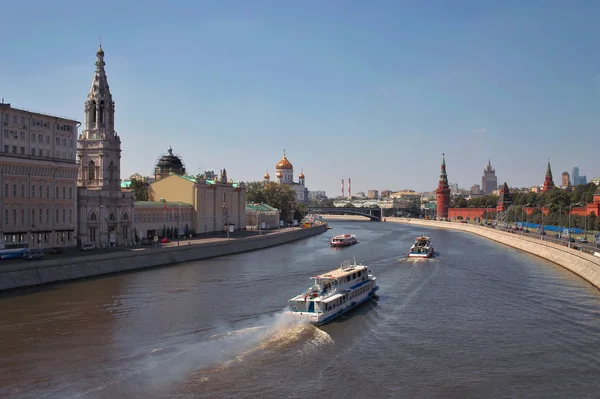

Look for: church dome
[298,170,305,179]
[264,170,270,180]
[155,146,186,180]
[276,153,293,170]
[276,171,283,179]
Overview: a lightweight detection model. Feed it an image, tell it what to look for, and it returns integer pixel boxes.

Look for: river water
[2,219,600,398]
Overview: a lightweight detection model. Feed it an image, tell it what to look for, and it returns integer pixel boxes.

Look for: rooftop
[0,102,80,123]
[313,262,368,279]
[246,203,279,212]
[134,201,192,208]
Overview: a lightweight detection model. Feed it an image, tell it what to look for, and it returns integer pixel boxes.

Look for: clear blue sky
[2,0,599,196]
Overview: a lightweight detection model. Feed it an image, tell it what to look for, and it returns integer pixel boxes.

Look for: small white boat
[330,233,357,247]
[285,259,379,326]
[408,236,434,258]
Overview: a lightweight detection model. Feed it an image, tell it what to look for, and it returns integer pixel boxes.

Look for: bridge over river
[307,206,382,221]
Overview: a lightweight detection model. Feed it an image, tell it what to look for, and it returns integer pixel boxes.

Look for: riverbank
[385,217,600,290]
[0,224,327,292]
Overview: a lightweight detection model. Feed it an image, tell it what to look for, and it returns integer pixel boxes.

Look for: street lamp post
[175,214,179,246]
[568,202,583,248]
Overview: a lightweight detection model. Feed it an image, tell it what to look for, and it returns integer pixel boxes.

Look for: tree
[130,179,149,201]
[452,197,468,208]
[245,181,297,221]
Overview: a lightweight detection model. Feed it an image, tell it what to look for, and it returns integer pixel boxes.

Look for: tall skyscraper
[572,167,580,186]
[481,159,498,195]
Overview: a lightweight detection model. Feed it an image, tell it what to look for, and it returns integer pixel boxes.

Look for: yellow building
[148,171,246,234]
[0,102,79,249]
[133,201,193,240]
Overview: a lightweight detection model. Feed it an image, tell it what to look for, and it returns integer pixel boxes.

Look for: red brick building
[542,161,555,192]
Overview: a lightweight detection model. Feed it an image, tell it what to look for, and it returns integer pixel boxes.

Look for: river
[1,219,600,398]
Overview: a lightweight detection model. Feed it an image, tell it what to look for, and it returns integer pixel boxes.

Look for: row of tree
[501,207,599,231]
[452,184,599,210]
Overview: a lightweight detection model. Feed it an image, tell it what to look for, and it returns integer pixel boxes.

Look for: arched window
[55,186,59,199]
[88,160,96,181]
[108,161,115,183]
[90,100,97,123]
[122,212,129,221]
[39,185,43,198]
[99,100,105,123]
[89,212,97,221]
[69,209,72,223]
[109,212,116,221]
[69,186,72,199]
[12,209,16,225]
[55,209,59,223]
[62,187,66,199]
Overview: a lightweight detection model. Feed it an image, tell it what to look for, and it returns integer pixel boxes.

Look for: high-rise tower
[481,158,498,194]
[436,154,451,220]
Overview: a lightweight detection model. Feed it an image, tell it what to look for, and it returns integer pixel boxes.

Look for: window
[3,145,7,153]
[31,148,35,156]
[13,184,16,197]
[62,187,66,199]
[31,185,35,198]
[46,209,49,223]
[20,146,25,154]
[55,209,59,223]
[109,213,116,221]
[21,209,24,225]
[69,209,72,223]
[21,184,25,197]
[90,227,97,242]
[88,160,96,181]
[56,137,60,145]
[46,135,50,144]
[90,100,97,123]
[99,100,105,123]
[89,212,97,221]
[32,209,35,226]
[69,186,72,199]
[39,208,43,225]
[55,186,59,199]
[62,138,66,146]
[12,209,16,225]
[20,131,24,139]
[12,146,17,154]
[4,184,7,197]
[38,134,43,142]
[39,149,43,157]
[108,161,115,182]
[4,209,8,225]
[62,209,66,224]
[122,226,128,239]
[39,185,43,198]
[32,133,36,141]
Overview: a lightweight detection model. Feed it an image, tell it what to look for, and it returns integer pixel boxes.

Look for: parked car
[161,238,170,243]
[48,247,65,254]
[579,237,588,243]
[80,244,96,251]
[23,250,45,260]
[140,238,153,245]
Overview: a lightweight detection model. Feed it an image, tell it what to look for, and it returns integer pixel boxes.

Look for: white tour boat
[408,235,434,258]
[285,259,379,326]
[330,233,357,247]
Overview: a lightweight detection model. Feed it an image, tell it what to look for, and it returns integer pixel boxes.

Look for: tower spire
[542,158,555,192]
[436,153,450,220]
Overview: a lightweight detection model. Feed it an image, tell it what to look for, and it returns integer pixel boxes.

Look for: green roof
[134,201,192,207]
[246,203,278,212]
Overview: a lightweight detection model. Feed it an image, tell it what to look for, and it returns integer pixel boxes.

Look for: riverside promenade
[0,224,327,292]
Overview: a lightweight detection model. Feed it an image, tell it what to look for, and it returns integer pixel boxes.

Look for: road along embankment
[386,218,600,290]
[0,225,327,292]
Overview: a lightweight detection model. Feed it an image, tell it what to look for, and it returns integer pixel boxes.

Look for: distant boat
[330,234,357,247]
[285,259,379,326]
[408,236,434,258]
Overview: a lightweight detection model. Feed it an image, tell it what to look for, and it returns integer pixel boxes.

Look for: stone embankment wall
[0,225,327,292]
[387,218,600,289]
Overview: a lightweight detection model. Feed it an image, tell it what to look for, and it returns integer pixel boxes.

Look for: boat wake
[68,312,332,398]
[398,257,439,263]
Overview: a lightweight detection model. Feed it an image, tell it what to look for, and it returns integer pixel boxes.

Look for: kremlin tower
[436,154,451,220]
[542,160,555,192]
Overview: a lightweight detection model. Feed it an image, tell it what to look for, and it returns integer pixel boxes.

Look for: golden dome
[276,171,283,178]
[298,169,305,179]
[264,170,270,180]
[276,151,293,170]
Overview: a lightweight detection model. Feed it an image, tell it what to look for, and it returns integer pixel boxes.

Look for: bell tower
[77,44,121,191]
[436,153,451,220]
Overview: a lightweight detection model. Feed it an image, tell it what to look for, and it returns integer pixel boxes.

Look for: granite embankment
[387,218,600,289]
[0,225,327,292]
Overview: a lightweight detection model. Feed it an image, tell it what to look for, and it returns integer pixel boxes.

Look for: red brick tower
[496,182,512,212]
[436,153,451,220]
[542,160,555,192]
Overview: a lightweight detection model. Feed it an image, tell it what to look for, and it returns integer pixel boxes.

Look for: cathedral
[264,151,308,203]
[76,45,134,247]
